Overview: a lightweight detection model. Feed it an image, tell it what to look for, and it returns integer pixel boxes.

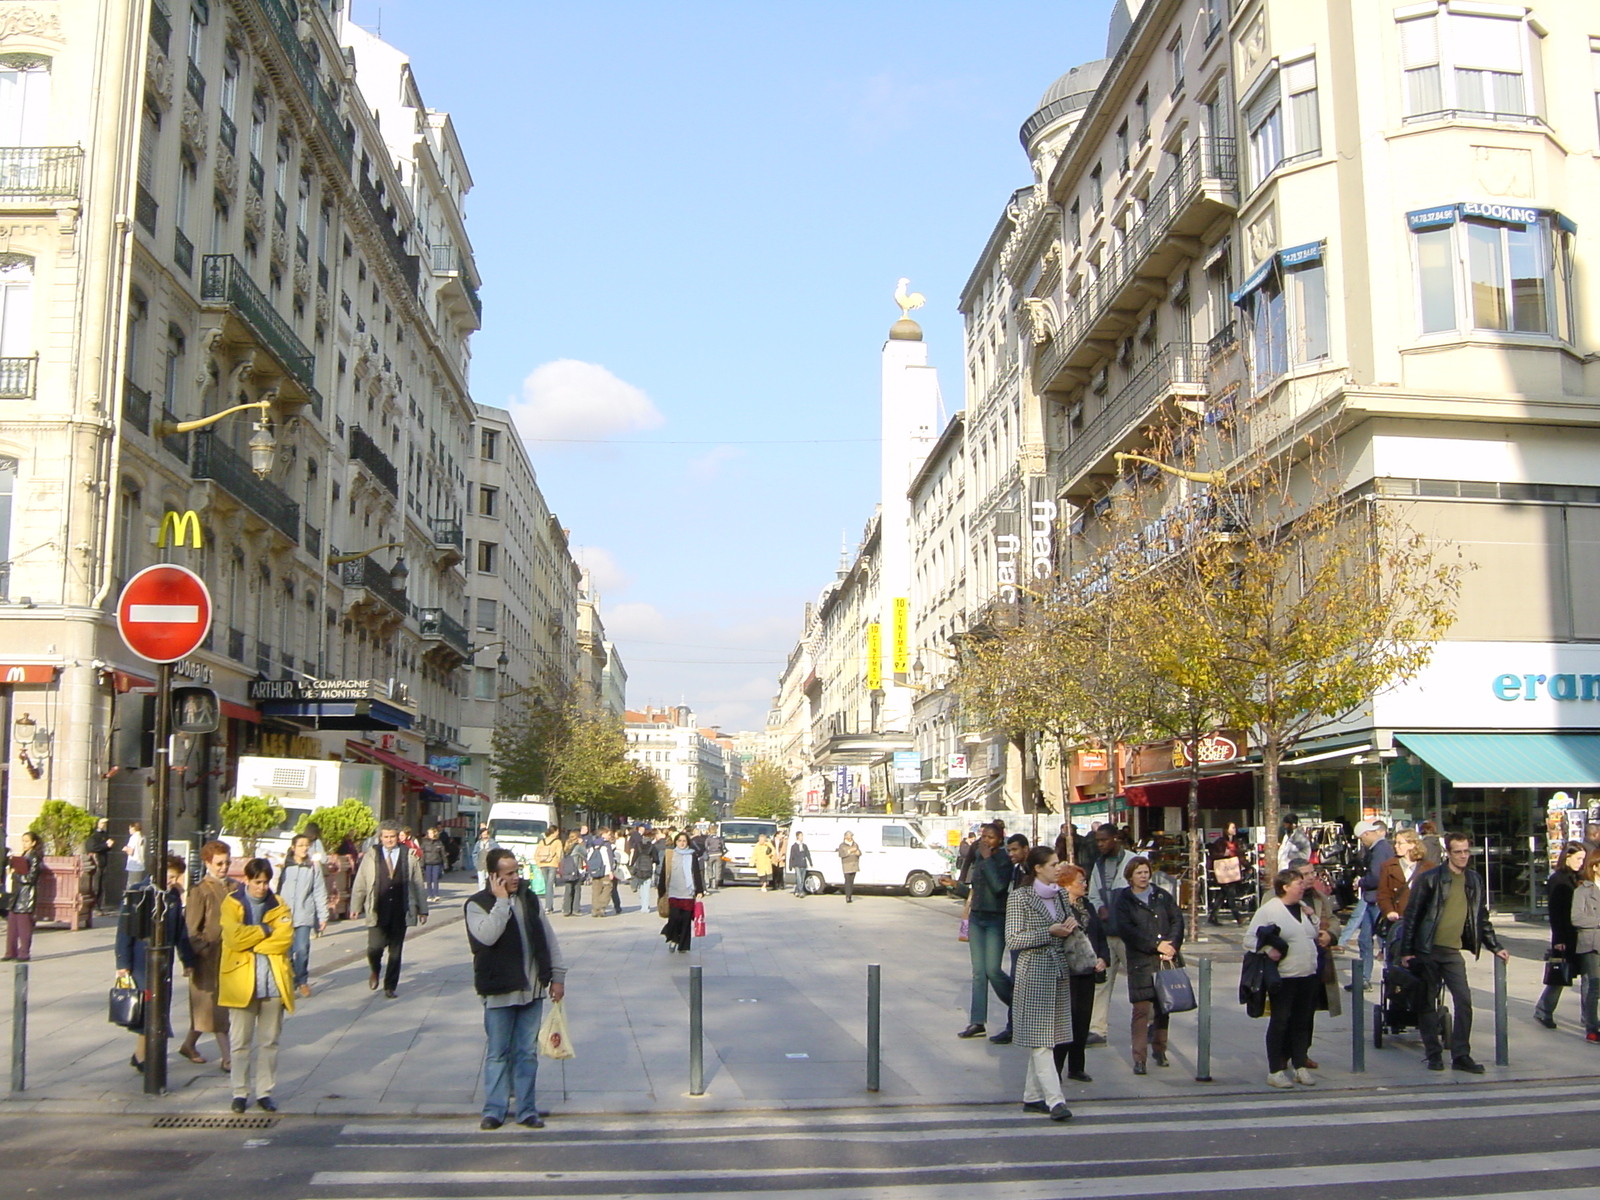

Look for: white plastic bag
[537,999,576,1060]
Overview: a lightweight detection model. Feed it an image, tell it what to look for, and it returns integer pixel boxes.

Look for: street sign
[116,565,213,663]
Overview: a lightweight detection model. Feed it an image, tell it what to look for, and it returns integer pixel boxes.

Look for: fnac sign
[157,510,204,549]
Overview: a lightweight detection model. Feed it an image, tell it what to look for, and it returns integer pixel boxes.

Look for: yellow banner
[866,623,882,690]
[892,597,909,675]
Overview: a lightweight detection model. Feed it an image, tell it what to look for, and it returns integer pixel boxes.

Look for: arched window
[0,56,50,147]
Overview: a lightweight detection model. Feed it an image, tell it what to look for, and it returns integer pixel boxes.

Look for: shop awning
[345,739,485,798]
[1398,733,1600,788]
[1124,771,1255,809]
[259,699,412,730]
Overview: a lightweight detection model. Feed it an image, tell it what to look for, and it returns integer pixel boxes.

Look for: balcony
[0,356,36,400]
[339,554,407,618]
[218,112,236,152]
[1034,138,1236,394]
[429,517,463,568]
[348,424,398,495]
[255,639,273,677]
[159,408,189,462]
[358,172,419,292]
[227,626,246,662]
[429,244,482,326]
[248,156,264,195]
[186,60,206,105]
[0,148,82,202]
[1058,342,1209,498]
[135,183,158,233]
[418,607,471,659]
[191,428,301,541]
[173,228,193,275]
[122,380,151,432]
[150,0,171,52]
[304,521,322,558]
[256,0,354,166]
[199,254,320,405]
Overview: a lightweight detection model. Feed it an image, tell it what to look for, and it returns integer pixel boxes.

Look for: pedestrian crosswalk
[295,1081,1600,1200]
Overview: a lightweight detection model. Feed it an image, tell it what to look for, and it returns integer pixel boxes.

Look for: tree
[490,698,566,800]
[549,706,637,819]
[735,760,793,820]
[685,777,717,824]
[29,799,96,856]
[220,794,288,856]
[295,796,378,851]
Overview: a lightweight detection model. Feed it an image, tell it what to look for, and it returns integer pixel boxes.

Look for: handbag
[957,917,969,943]
[109,981,144,1029]
[1153,961,1197,1015]
[657,896,670,919]
[537,999,576,1060]
[1062,930,1098,976]
[692,899,706,939]
[1213,856,1242,884]
[1544,951,1577,988]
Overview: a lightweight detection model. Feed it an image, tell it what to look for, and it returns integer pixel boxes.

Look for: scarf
[234,884,277,926]
[1033,879,1062,899]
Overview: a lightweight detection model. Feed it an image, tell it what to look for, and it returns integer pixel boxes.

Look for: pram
[1372,924,1452,1049]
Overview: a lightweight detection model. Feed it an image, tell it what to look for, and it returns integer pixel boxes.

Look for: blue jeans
[290,925,313,987]
[967,912,1012,1023]
[482,999,543,1123]
[538,867,557,912]
[424,863,443,897]
[1342,900,1377,986]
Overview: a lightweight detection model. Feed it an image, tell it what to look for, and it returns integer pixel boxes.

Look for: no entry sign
[116,565,213,663]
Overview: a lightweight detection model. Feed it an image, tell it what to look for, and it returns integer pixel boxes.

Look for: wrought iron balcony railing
[123,380,151,432]
[1060,342,1209,489]
[0,148,83,200]
[200,254,316,395]
[256,0,354,166]
[174,228,193,275]
[418,607,471,657]
[428,518,463,550]
[339,554,407,617]
[135,183,158,233]
[348,424,398,495]
[192,428,301,542]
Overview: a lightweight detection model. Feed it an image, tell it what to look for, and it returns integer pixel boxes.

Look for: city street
[0,878,1595,1198]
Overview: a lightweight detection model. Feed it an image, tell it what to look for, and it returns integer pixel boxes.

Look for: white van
[784,815,947,897]
[717,818,778,884]
[486,799,557,869]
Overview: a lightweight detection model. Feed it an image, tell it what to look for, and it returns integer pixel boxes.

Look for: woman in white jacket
[1247,867,1331,1088]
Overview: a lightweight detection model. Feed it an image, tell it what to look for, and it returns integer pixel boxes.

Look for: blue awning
[1231,241,1325,304]
[1405,202,1576,233]
[1397,733,1600,788]
[257,699,414,731]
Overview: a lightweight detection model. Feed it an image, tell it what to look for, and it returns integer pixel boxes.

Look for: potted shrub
[29,800,97,929]
[219,794,288,857]
[297,797,377,920]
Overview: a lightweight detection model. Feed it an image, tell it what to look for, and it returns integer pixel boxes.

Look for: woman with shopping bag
[657,832,704,954]
[1112,856,1184,1076]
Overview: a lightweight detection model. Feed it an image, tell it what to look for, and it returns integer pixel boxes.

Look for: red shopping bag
[692,898,706,939]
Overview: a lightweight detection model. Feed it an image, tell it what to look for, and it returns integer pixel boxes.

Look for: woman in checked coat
[1004,845,1081,1122]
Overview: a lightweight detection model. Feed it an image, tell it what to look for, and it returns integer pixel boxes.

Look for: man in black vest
[467,847,566,1130]
[351,821,429,998]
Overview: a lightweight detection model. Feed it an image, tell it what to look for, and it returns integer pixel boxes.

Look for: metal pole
[867,963,881,1092]
[144,661,172,1096]
[9,962,26,1092]
[1351,960,1365,1074]
[689,964,704,1096]
[1194,957,1212,1082]
[1494,953,1509,1067]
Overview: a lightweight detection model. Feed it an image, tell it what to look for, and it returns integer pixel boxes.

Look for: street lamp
[153,401,279,479]
[469,639,512,669]
[327,543,408,586]
[1113,451,1224,484]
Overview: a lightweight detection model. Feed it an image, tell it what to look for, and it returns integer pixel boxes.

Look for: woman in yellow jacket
[220,858,296,1113]
[751,834,776,892]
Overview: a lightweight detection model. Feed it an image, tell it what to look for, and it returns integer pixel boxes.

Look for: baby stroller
[1372,924,1451,1048]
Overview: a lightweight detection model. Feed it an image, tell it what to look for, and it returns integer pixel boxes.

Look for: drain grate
[151,1115,279,1130]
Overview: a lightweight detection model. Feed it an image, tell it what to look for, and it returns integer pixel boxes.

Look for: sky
[353,0,1117,732]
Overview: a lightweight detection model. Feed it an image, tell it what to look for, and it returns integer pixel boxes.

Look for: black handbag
[1153,961,1198,1015]
[1544,951,1577,988]
[108,983,143,1029]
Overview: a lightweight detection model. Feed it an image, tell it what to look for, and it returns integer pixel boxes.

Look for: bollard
[1194,957,1213,1082]
[867,963,881,1092]
[689,964,704,1096]
[1350,960,1365,1074]
[9,962,25,1093]
[1494,953,1509,1067]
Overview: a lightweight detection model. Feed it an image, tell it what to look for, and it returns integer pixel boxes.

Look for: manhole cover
[151,1115,279,1130]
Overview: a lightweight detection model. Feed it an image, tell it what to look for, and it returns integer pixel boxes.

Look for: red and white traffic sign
[116,565,213,664]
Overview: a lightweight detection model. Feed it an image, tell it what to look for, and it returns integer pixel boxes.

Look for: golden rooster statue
[894,277,926,320]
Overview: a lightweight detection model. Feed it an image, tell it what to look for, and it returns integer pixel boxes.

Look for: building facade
[623,704,730,817]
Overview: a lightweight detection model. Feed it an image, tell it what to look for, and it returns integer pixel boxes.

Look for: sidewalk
[0,874,1587,1118]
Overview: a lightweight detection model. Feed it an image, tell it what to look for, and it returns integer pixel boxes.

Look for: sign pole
[144,660,172,1096]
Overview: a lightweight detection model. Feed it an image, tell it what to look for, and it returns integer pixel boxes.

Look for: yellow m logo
[157,509,204,549]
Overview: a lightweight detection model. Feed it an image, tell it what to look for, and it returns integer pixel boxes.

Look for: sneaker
[1452,1056,1486,1075]
[1293,1067,1317,1086]
[989,1030,1013,1045]
[1266,1070,1296,1088]
[957,1024,987,1039]
[230,1097,248,1114]
[1021,1100,1050,1114]
[1085,1033,1107,1047]
[1585,1031,1600,1043]
[1535,1013,1557,1029]
[1049,1102,1073,1122]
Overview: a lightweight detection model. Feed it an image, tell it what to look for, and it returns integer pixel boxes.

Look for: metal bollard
[1350,961,1365,1074]
[1194,957,1213,1082]
[867,963,881,1092]
[1494,954,1509,1067]
[689,964,704,1096]
[10,962,26,1093]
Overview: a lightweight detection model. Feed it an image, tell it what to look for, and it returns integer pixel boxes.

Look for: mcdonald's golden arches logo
[157,510,204,548]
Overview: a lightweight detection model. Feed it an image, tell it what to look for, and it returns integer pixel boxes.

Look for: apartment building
[623,704,730,816]
[0,1,506,844]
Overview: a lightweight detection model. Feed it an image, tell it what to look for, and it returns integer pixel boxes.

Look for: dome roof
[1037,59,1109,111]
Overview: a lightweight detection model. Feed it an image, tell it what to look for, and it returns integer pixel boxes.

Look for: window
[473,666,496,700]
[1067,199,1080,248]
[1115,121,1129,173]
[0,60,49,147]
[1088,164,1103,213]
[1592,40,1600,138]
[1411,207,1574,339]
[477,541,497,574]
[1169,31,1185,94]
[117,484,141,585]
[1237,246,1329,389]
[0,259,32,357]
[162,325,184,412]
[1202,0,1223,44]
[475,597,497,630]
[480,428,499,460]
[220,48,237,118]
[477,485,498,517]
[1398,7,1539,121]
[1135,87,1150,142]
[249,94,265,157]
[187,4,205,64]
[1245,56,1319,185]
[210,194,228,252]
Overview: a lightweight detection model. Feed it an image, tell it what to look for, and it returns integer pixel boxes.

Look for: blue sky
[356,0,1115,730]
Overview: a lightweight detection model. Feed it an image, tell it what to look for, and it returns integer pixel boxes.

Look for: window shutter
[1398,14,1440,69]
[1244,71,1281,133]
[1283,56,1317,95]
[1451,13,1521,72]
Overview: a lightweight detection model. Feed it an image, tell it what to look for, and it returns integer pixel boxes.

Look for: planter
[37,856,95,930]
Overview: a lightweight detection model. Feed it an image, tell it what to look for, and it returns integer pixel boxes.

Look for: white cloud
[686,444,743,483]
[572,545,630,597]
[510,359,664,442]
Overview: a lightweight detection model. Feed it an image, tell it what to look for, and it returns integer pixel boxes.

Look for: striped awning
[1397,733,1600,789]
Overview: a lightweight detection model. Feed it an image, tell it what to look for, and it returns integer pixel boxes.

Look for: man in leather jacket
[1397,832,1509,1073]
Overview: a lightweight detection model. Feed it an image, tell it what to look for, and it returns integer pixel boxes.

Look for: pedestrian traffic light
[171,685,220,734]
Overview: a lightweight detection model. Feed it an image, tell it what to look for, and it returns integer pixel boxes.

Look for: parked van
[717,818,778,884]
[486,798,557,870]
[783,815,947,897]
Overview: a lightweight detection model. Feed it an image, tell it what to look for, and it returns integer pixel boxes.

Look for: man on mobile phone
[466,849,566,1130]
